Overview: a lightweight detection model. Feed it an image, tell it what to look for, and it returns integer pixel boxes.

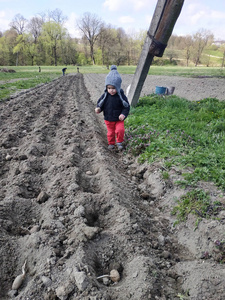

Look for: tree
[78,36,92,64]
[76,12,103,65]
[0,36,10,65]
[97,26,128,66]
[60,36,78,65]
[9,14,27,35]
[175,35,193,66]
[182,35,192,66]
[48,8,68,24]
[192,29,214,67]
[40,21,67,66]
[126,30,145,66]
[27,17,43,44]
[9,14,28,65]
[13,33,38,65]
[3,29,18,65]
[97,25,114,66]
[165,48,178,63]
[112,28,128,66]
[219,43,225,68]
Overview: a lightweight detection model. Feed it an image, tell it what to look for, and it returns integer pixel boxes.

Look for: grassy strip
[0,73,59,100]
[1,65,225,77]
[125,95,225,190]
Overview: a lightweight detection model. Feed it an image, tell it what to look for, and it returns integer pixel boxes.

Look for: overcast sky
[0,0,225,40]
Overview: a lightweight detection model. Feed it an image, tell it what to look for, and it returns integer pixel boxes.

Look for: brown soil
[0,73,225,300]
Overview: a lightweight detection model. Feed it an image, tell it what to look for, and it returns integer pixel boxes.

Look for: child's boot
[108,144,115,150]
[117,143,123,150]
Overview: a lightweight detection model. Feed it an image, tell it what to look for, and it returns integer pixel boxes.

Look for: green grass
[0,65,137,75]
[204,49,223,58]
[1,65,225,76]
[77,65,225,77]
[0,72,59,100]
[125,95,225,190]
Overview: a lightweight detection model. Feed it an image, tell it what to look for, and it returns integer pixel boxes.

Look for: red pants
[104,120,125,145]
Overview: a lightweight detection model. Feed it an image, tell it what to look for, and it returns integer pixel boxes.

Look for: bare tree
[97,25,115,66]
[192,29,214,67]
[36,9,67,24]
[36,11,47,23]
[9,14,27,35]
[9,14,28,66]
[112,27,128,66]
[48,8,68,24]
[182,35,193,66]
[77,12,103,65]
[27,17,43,43]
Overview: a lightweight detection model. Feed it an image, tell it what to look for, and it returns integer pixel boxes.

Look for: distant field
[0,65,225,100]
[1,65,225,77]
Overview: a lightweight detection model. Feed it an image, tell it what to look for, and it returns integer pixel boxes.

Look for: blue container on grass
[155,86,167,95]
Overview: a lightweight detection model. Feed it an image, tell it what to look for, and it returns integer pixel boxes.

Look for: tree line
[0,9,224,67]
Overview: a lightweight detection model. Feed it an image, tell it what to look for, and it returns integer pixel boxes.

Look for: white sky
[0,0,225,40]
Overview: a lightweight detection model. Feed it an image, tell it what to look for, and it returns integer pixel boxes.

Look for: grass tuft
[171,189,223,227]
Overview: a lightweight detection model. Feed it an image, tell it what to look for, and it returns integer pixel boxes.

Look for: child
[95,65,130,150]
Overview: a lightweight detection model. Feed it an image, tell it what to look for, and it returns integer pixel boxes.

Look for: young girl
[95,65,130,150]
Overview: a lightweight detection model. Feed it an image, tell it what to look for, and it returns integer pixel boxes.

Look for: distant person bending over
[95,65,130,150]
[62,68,67,76]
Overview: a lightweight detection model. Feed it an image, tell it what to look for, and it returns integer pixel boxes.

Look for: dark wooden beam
[128,0,185,107]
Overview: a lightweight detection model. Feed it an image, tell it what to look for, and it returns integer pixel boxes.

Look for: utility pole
[128,0,185,106]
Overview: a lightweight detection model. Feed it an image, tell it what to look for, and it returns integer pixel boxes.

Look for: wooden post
[128,0,185,106]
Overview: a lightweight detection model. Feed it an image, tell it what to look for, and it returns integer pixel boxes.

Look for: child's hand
[95,107,101,113]
[119,114,125,121]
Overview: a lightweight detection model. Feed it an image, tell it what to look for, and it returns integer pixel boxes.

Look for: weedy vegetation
[171,189,223,227]
[125,93,225,227]
[214,239,225,264]
[125,95,225,190]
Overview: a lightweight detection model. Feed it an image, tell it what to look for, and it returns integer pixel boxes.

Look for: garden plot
[0,73,224,300]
